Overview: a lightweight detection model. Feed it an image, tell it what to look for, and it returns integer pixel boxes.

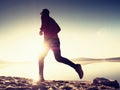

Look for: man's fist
[39,31,43,35]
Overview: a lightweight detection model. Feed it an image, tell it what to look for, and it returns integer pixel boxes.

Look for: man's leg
[52,47,84,79]
[38,46,49,81]
[53,48,76,68]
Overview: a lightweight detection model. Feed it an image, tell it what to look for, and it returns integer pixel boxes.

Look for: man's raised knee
[55,56,63,62]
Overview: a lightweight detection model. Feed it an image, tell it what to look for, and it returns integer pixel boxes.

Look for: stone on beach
[93,77,119,89]
[0,76,119,90]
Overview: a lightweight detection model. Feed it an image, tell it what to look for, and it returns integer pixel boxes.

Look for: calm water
[0,61,120,83]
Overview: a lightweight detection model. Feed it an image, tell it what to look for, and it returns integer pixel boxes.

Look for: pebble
[0,76,119,90]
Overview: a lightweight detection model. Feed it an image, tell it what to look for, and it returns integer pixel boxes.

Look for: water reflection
[0,61,120,83]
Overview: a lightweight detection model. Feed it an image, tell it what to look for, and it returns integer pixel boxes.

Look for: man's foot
[40,78,45,82]
[75,64,84,79]
[36,77,45,84]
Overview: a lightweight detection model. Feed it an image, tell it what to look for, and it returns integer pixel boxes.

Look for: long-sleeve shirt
[40,14,61,40]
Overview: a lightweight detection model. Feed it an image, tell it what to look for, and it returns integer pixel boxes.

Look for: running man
[39,9,83,82]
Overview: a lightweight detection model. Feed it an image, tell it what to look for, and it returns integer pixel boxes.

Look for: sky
[0,0,120,61]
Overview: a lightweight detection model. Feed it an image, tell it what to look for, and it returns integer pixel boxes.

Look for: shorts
[44,38,60,49]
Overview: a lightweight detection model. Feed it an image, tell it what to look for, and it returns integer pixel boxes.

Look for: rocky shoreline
[0,76,119,90]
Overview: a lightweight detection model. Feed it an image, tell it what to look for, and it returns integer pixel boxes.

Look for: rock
[60,85,73,90]
[0,76,33,90]
[110,80,120,89]
[0,76,119,90]
[87,86,98,90]
[93,77,119,89]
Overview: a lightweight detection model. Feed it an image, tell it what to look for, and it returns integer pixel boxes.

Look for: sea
[0,59,120,84]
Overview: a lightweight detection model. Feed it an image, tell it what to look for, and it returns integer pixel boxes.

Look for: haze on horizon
[0,0,120,61]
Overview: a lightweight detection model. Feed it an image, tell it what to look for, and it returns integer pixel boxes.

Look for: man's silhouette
[39,9,83,82]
